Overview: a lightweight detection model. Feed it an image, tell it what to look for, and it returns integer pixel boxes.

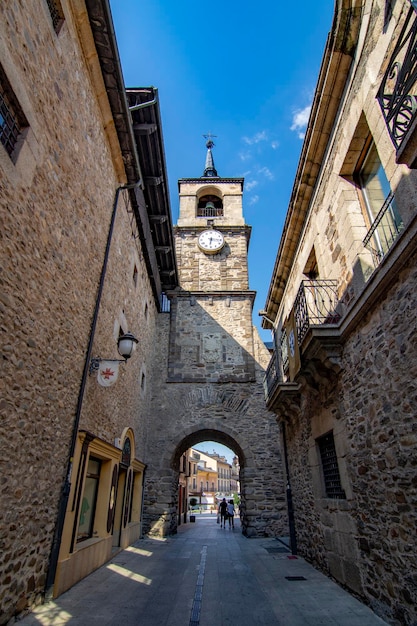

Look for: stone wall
[81,187,157,458]
[167,294,255,383]
[285,251,417,624]
[143,315,287,538]
[264,2,417,624]
[175,228,250,291]
[341,252,417,623]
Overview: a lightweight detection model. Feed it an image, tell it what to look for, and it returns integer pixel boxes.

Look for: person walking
[227,499,235,528]
[218,498,228,528]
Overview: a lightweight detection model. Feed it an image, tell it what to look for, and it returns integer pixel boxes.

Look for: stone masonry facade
[0,2,162,622]
[263,1,417,624]
[143,315,287,539]
[140,170,288,539]
[284,250,417,624]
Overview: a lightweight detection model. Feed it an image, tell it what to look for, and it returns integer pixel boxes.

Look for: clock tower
[144,138,286,540]
[170,139,256,383]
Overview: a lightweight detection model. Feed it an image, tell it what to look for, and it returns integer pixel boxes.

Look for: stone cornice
[174,225,251,234]
[167,290,257,303]
[178,178,244,189]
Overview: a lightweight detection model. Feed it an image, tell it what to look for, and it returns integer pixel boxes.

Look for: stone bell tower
[143,138,287,539]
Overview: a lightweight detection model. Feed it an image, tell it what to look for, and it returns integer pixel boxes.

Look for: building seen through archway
[178,442,240,524]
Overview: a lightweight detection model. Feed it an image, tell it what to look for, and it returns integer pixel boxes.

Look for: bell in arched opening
[197,195,223,218]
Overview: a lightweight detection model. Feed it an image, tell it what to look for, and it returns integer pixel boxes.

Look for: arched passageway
[141,420,287,539]
[172,428,246,530]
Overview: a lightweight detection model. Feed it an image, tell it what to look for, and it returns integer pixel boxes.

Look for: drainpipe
[139,466,147,538]
[129,97,158,112]
[282,422,297,555]
[128,88,158,112]
[45,182,140,599]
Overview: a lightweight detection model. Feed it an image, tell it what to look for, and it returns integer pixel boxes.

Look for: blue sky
[108,2,335,458]
[109,0,335,343]
[194,442,236,465]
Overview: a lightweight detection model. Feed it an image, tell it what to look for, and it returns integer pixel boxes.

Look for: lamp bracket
[89,357,126,376]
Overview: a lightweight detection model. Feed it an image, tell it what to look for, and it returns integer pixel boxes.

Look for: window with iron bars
[317,432,346,499]
[46,0,65,33]
[0,65,29,161]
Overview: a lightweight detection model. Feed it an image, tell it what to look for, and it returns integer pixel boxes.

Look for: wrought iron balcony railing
[196,206,223,218]
[263,280,341,401]
[363,191,404,268]
[377,7,417,151]
[263,352,279,401]
[294,280,340,345]
[280,328,289,373]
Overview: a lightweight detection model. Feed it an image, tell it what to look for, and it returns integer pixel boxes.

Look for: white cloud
[242,130,267,145]
[290,105,311,139]
[248,195,259,205]
[239,151,252,162]
[246,180,258,191]
[257,166,274,180]
[271,141,279,150]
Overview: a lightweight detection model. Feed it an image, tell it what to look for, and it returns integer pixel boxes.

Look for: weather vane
[203,132,217,150]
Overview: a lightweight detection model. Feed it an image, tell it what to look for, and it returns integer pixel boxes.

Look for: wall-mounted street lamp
[89,331,138,375]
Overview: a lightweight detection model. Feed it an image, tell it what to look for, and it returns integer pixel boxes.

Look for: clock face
[198,229,224,254]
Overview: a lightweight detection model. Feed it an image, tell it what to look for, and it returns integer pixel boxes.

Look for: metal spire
[202,133,218,177]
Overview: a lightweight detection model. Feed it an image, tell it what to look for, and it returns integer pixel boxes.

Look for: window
[46,0,65,33]
[0,65,29,161]
[358,140,393,220]
[358,140,403,264]
[121,437,131,467]
[127,473,136,524]
[303,247,319,280]
[77,457,101,541]
[317,432,346,499]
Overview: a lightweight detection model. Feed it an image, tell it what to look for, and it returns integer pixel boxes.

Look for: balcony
[294,280,340,345]
[377,7,417,167]
[264,280,342,409]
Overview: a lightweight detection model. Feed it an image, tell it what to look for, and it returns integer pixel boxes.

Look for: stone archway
[141,417,287,539]
[170,427,249,534]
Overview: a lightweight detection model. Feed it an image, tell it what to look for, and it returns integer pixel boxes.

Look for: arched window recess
[197,194,223,218]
